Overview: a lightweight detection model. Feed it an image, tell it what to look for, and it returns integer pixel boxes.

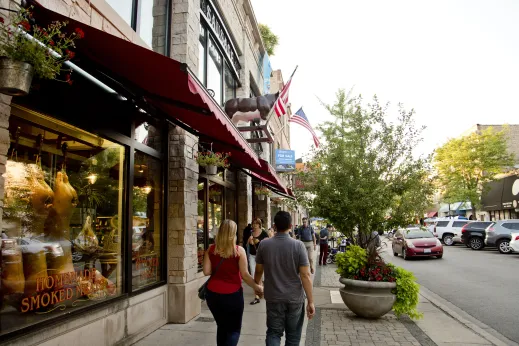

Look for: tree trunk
[472,207,477,220]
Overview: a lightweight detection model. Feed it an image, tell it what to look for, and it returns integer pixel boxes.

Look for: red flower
[65,73,71,81]
[49,40,55,46]
[65,49,75,59]
[19,20,31,31]
[75,28,85,38]
[0,17,4,24]
[67,79,73,86]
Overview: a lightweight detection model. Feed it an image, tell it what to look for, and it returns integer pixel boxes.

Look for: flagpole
[265,65,299,126]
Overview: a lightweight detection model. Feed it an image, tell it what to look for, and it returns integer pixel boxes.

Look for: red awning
[250,160,289,195]
[31,4,261,171]
[426,211,438,218]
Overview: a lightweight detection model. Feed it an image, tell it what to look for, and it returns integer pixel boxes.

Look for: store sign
[275,150,296,172]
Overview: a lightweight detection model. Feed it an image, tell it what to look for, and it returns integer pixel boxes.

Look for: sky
[250,0,519,160]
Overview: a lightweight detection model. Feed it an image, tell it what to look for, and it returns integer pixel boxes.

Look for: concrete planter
[0,58,34,96]
[339,277,396,319]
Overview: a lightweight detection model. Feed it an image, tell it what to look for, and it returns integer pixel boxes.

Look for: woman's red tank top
[207,245,242,294]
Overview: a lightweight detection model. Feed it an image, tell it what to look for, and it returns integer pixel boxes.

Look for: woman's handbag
[198,258,224,301]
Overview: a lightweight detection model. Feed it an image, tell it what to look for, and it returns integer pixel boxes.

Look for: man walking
[319,224,332,266]
[295,217,316,274]
[254,211,315,346]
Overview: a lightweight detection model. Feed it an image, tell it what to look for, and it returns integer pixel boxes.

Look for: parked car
[485,220,519,254]
[460,221,493,250]
[509,232,519,253]
[434,219,472,246]
[392,227,443,260]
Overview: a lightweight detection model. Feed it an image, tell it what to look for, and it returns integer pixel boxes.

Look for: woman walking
[203,220,263,346]
[248,218,269,305]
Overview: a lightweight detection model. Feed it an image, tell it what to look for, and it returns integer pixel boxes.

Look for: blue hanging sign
[275,150,296,172]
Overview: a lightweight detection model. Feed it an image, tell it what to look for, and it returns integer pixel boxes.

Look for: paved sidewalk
[134,246,508,346]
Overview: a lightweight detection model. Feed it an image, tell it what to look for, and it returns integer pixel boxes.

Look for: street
[381,240,519,343]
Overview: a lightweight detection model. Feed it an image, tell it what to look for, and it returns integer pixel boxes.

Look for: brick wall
[171,0,200,71]
[477,125,519,163]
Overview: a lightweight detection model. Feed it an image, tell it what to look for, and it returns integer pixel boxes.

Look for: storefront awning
[31,4,261,171]
[481,179,505,211]
[426,211,438,218]
[244,160,292,197]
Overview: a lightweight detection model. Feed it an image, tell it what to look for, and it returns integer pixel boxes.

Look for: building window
[224,63,236,102]
[132,152,162,290]
[1,114,125,336]
[198,24,207,84]
[105,0,168,54]
[207,38,223,105]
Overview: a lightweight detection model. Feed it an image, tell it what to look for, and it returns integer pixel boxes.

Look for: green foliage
[254,186,271,196]
[299,90,433,247]
[259,24,279,56]
[392,266,423,319]
[0,7,83,81]
[434,127,515,212]
[335,245,367,278]
[195,151,230,168]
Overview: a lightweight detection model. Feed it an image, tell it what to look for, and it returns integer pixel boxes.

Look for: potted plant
[209,188,222,203]
[0,7,83,96]
[195,151,230,175]
[254,186,271,201]
[336,245,421,319]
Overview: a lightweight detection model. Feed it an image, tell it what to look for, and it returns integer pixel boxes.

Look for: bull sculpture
[224,92,279,125]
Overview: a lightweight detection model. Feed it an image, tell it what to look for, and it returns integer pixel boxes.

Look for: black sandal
[250,298,260,305]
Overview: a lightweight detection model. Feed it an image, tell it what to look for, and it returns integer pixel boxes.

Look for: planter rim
[339,277,396,289]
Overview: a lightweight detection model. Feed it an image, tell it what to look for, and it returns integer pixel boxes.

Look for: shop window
[208,183,223,245]
[134,120,162,152]
[132,152,162,290]
[207,38,223,105]
[225,188,236,221]
[1,114,125,336]
[197,180,206,272]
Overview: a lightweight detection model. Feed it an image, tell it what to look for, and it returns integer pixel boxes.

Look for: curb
[418,286,518,346]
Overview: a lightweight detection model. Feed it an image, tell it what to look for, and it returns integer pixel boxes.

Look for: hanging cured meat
[1,240,25,296]
[74,216,99,254]
[21,242,48,296]
[46,171,78,240]
[27,164,54,234]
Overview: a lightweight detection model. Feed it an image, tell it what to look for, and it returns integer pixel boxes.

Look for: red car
[392,227,443,260]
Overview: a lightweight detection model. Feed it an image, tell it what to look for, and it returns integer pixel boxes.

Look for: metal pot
[257,194,265,201]
[205,165,217,175]
[0,58,34,96]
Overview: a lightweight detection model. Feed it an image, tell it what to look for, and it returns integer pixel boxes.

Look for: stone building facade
[0,0,300,345]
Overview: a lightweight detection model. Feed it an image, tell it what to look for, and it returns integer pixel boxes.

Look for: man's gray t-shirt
[255,232,309,303]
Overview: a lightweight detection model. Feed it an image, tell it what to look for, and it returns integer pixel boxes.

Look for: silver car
[485,220,519,254]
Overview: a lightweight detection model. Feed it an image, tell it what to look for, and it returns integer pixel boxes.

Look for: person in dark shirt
[247,218,269,305]
[319,224,332,266]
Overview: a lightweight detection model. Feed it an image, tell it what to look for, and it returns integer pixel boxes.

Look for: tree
[433,127,515,216]
[299,90,433,250]
[259,24,279,56]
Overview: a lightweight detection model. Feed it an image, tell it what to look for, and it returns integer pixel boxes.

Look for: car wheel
[437,254,443,259]
[469,237,484,250]
[402,248,408,260]
[393,251,398,256]
[443,234,454,246]
[497,239,512,254]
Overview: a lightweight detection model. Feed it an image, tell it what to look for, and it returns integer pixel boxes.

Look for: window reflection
[198,25,207,84]
[207,38,223,105]
[134,121,162,152]
[197,180,206,272]
[137,0,154,48]
[106,0,133,27]
[224,64,236,104]
[208,183,223,244]
[132,152,162,290]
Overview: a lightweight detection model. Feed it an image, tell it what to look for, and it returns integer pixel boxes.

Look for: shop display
[74,216,99,255]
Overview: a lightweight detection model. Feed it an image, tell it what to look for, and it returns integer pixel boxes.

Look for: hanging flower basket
[0,7,83,96]
[195,151,231,175]
[255,186,271,201]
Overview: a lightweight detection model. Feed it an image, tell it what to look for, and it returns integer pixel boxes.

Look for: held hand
[255,284,264,298]
[314,245,317,251]
[248,236,254,245]
[306,302,316,320]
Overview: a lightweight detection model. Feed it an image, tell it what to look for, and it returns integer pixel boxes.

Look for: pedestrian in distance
[295,217,317,274]
[254,211,315,346]
[248,218,269,305]
[319,224,332,265]
[203,220,263,346]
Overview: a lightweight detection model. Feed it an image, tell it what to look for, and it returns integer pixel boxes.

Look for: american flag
[290,108,320,147]
[274,78,292,117]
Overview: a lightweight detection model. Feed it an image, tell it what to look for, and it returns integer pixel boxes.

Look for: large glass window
[1,114,124,336]
[198,24,207,84]
[197,180,206,271]
[224,63,236,104]
[137,0,154,48]
[106,0,133,26]
[132,152,162,290]
[207,38,223,106]
[208,183,223,245]
[134,120,162,153]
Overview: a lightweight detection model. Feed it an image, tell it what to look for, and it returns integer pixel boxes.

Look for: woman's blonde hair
[213,219,238,258]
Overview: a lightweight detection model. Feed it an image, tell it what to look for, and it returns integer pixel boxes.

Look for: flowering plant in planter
[254,186,271,197]
[0,7,83,83]
[336,245,422,319]
[195,151,230,168]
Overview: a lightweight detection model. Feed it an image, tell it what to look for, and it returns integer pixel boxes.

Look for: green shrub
[335,245,367,278]
[392,266,422,319]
